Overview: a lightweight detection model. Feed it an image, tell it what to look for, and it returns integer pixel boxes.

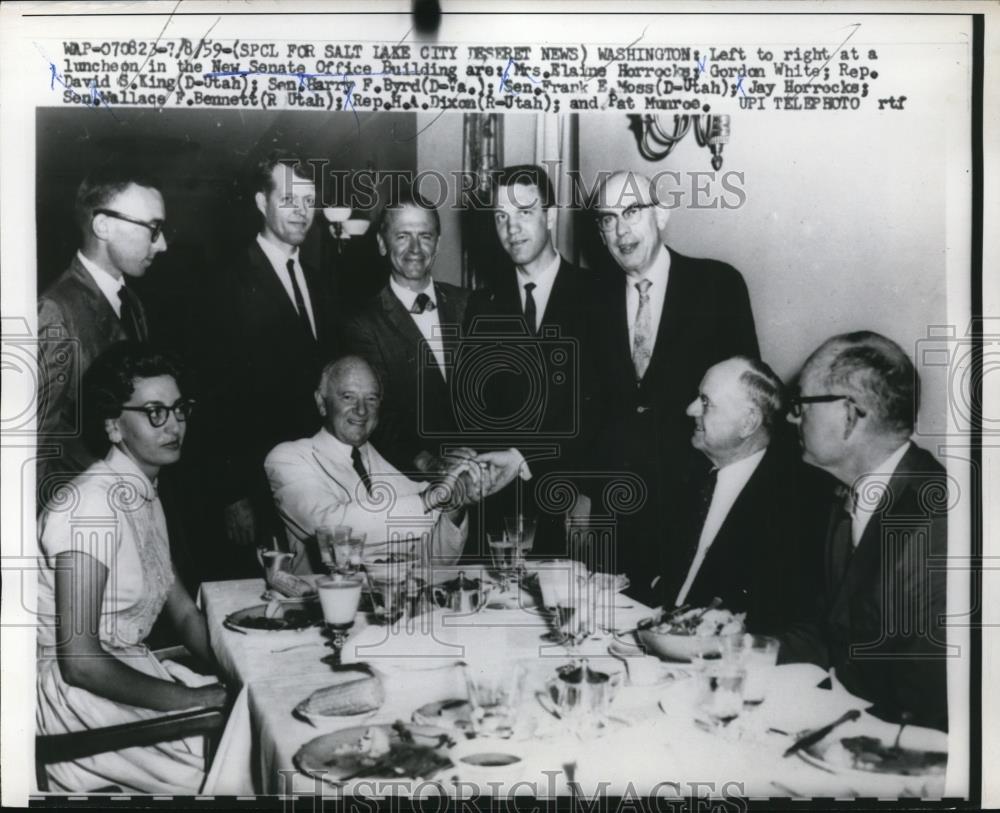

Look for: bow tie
[411,292,436,314]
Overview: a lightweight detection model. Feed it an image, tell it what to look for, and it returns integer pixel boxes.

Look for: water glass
[463,660,526,739]
[739,634,780,706]
[487,533,517,581]
[503,515,536,570]
[317,525,352,571]
[697,663,747,729]
[335,532,366,574]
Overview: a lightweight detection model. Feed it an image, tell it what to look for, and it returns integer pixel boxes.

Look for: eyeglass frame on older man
[93,208,167,243]
[119,399,196,428]
[593,202,657,233]
[787,393,867,419]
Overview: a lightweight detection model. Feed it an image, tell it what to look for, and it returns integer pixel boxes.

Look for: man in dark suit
[462,165,601,556]
[655,356,823,633]
[343,189,469,476]
[210,152,339,557]
[585,171,759,600]
[37,168,165,499]
[782,331,949,730]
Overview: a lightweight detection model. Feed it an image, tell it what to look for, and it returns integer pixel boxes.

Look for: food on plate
[644,606,745,637]
[589,572,630,593]
[267,569,317,598]
[323,722,454,779]
[234,607,317,630]
[366,553,412,564]
[295,673,385,719]
[819,736,947,776]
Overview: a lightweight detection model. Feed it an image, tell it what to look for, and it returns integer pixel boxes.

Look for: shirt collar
[105,445,158,501]
[852,441,911,510]
[389,276,436,311]
[516,251,561,286]
[77,250,125,306]
[716,446,767,485]
[256,232,299,270]
[315,427,368,462]
[628,244,671,291]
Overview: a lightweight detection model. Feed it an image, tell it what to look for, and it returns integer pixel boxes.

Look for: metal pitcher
[433,571,492,613]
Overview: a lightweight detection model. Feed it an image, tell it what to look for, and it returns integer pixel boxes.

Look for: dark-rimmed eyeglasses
[594,203,656,232]
[93,208,166,243]
[787,394,867,418]
[119,399,196,428]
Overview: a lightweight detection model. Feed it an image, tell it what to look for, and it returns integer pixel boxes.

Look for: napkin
[162,659,218,688]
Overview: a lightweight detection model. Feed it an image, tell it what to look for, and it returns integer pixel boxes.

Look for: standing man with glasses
[37,167,169,500]
[781,331,949,730]
[208,151,341,571]
[584,171,758,603]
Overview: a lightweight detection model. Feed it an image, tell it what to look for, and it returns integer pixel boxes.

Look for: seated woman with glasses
[36,342,228,794]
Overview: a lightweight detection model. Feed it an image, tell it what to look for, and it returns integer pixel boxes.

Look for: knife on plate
[783,709,861,758]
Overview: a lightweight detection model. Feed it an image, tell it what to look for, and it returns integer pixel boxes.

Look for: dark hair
[251,150,315,197]
[734,356,785,431]
[492,164,556,209]
[807,331,919,435]
[82,342,186,455]
[376,185,441,238]
[74,167,163,234]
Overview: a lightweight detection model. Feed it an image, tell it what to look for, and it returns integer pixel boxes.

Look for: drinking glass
[334,531,366,575]
[317,575,364,665]
[463,660,527,739]
[369,572,409,624]
[739,634,780,707]
[697,663,747,730]
[555,579,598,647]
[487,533,517,583]
[317,525,352,573]
[503,515,537,572]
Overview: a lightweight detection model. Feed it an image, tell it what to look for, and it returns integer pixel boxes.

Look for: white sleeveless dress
[36,447,205,794]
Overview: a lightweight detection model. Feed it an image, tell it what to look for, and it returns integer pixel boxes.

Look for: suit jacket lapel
[249,242,316,342]
[379,286,428,352]
[641,247,686,389]
[68,257,126,343]
[435,283,462,380]
[829,443,918,614]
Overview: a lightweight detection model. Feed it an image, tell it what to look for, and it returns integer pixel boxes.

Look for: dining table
[198,563,950,800]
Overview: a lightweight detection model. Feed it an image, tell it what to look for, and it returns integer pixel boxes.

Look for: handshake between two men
[416,447,532,518]
[262,356,533,573]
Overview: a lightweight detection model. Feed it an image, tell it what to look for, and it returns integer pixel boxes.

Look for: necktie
[117,285,146,342]
[286,259,315,339]
[351,446,373,496]
[828,485,857,593]
[523,282,538,334]
[411,293,436,314]
[632,279,654,379]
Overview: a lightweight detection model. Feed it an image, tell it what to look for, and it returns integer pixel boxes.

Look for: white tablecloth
[199,578,948,799]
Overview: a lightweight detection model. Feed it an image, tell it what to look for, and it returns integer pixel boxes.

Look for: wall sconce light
[324,207,371,252]
[628,114,731,170]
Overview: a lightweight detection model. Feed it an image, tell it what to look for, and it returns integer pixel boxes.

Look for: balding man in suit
[585,171,759,602]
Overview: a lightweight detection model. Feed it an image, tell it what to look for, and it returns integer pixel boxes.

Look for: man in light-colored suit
[37,168,167,500]
[265,356,488,574]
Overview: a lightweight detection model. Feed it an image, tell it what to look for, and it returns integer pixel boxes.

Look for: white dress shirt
[625,246,670,352]
[674,447,767,606]
[264,428,468,574]
[256,233,317,337]
[77,251,125,318]
[389,277,447,377]
[850,441,911,547]
[516,251,562,331]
